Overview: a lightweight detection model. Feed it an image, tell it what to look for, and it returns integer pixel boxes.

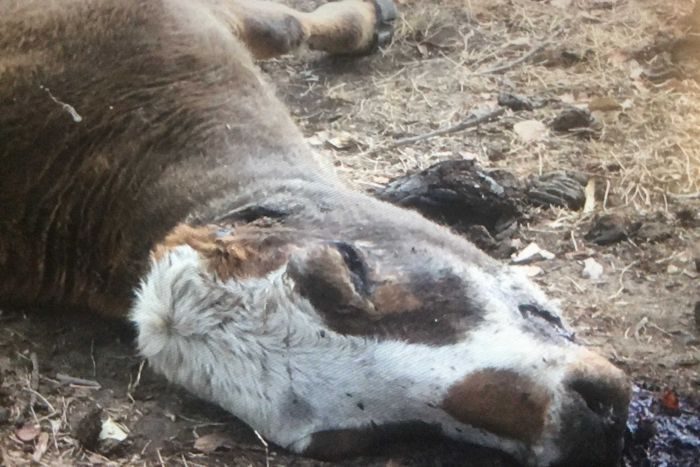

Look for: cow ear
[287,244,375,316]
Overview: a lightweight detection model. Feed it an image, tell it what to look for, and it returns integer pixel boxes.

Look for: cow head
[131,184,629,467]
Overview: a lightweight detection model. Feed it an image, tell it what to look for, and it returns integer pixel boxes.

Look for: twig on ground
[175,413,227,427]
[253,430,270,467]
[666,191,700,199]
[30,352,40,390]
[361,107,506,157]
[23,388,56,415]
[55,373,101,388]
[127,360,146,403]
[471,42,548,76]
[90,339,96,378]
[28,352,40,414]
[608,260,639,300]
[391,107,505,147]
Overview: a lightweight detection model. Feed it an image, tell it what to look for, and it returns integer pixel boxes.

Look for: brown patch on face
[287,246,375,314]
[152,224,218,262]
[372,283,422,314]
[442,369,550,443]
[152,223,290,281]
[298,266,482,346]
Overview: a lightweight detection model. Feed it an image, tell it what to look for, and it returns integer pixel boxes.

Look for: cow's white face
[131,198,629,467]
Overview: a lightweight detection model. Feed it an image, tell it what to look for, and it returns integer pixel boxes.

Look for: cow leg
[221,0,396,59]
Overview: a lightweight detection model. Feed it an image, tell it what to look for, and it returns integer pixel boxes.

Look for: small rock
[551,0,574,9]
[666,264,681,275]
[99,417,128,443]
[194,432,235,453]
[514,119,547,143]
[498,92,534,111]
[582,258,604,280]
[694,302,700,332]
[325,131,358,150]
[512,265,544,277]
[550,107,597,134]
[511,242,555,264]
[15,423,40,443]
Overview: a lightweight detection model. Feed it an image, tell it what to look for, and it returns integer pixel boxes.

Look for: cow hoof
[371,0,397,51]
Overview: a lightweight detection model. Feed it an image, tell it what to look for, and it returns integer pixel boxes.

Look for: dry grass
[294,0,700,211]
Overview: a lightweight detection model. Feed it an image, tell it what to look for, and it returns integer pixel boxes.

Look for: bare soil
[1,0,698,465]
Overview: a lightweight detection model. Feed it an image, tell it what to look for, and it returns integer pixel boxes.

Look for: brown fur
[153,223,292,281]
[0,0,380,316]
[371,283,422,314]
[441,370,550,443]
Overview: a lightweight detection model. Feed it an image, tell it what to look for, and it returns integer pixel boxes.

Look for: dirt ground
[1,0,699,465]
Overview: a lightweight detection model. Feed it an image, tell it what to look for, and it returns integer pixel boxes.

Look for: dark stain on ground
[624,385,700,467]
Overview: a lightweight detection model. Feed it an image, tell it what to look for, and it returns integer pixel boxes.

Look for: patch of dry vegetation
[302,0,699,211]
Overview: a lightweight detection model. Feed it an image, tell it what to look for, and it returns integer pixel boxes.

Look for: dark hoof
[371,0,397,50]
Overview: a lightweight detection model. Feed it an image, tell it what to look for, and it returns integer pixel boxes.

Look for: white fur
[131,246,590,466]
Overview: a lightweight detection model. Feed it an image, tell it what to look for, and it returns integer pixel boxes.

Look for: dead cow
[0,0,630,465]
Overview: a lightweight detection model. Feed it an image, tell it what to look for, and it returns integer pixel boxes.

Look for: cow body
[1,0,322,313]
[0,1,630,466]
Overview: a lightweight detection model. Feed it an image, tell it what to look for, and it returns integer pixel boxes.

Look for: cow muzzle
[547,348,630,467]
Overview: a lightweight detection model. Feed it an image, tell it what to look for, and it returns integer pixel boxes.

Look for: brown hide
[0,0,328,314]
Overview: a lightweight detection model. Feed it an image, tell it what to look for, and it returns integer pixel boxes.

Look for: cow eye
[519,304,575,341]
[332,241,370,295]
